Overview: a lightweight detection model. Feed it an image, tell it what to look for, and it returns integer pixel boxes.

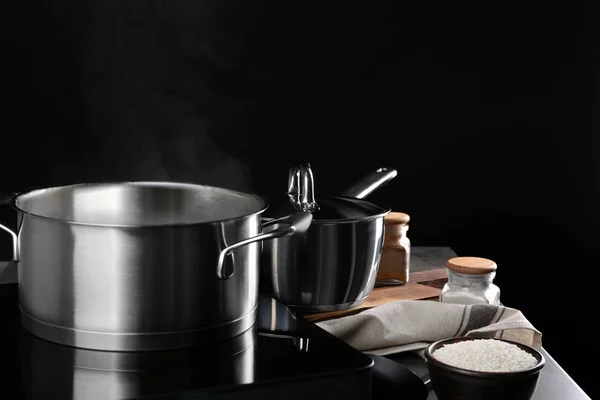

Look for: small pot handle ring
[216,212,312,280]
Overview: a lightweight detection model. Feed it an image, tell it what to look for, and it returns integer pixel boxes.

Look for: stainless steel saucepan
[0,182,312,351]
[260,163,397,313]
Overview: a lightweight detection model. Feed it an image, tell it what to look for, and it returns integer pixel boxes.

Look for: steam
[49,91,254,193]
[46,0,256,194]
[116,93,254,192]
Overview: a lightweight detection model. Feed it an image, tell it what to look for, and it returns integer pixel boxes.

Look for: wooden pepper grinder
[375,212,411,287]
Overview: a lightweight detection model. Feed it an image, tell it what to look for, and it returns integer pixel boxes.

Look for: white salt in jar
[439,256,501,305]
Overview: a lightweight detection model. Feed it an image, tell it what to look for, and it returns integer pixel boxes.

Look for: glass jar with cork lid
[375,212,411,287]
[439,256,501,305]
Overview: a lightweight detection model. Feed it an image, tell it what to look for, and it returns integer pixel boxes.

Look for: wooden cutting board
[301,268,448,322]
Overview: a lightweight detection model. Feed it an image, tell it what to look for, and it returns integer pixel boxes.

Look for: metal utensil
[340,167,398,199]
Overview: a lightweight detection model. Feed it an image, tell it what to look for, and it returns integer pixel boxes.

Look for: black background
[1,1,598,397]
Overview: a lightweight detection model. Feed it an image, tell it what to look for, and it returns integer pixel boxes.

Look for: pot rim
[8,181,269,228]
[263,208,391,224]
[267,194,391,224]
[307,207,391,224]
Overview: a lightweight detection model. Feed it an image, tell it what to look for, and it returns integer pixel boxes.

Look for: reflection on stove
[1,295,373,400]
[19,327,256,400]
[257,296,300,334]
[256,297,314,355]
[291,336,310,353]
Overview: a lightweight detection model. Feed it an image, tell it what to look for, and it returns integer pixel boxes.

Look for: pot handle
[0,194,19,262]
[216,212,313,280]
[340,167,398,199]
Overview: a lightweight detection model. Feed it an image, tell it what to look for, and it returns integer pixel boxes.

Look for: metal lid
[268,163,389,223]
[306,196,388,221]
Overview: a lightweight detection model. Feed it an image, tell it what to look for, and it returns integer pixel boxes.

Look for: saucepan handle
[340,167,398,199]
[0,193,19,262]
[216,212,313,280]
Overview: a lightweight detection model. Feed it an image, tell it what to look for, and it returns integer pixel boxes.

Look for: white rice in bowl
[431,339,539,372]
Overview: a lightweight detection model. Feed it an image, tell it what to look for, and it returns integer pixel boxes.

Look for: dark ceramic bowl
[424,337,545,400]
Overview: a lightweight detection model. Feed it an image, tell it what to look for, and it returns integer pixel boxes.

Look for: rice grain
[431,339,538,372]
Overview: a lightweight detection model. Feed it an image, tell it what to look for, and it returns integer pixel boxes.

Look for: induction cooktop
[0,274,373,400]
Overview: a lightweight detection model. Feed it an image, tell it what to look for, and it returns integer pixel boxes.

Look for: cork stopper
[446,256,497,275]
[385,212,410,226]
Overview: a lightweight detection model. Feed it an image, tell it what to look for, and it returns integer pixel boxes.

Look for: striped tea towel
[316,300,542,356]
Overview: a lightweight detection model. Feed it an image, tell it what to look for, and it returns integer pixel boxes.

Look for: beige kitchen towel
[316,300,542,356]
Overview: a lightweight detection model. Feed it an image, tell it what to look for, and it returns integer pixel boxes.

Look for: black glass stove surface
[0,282,372,400]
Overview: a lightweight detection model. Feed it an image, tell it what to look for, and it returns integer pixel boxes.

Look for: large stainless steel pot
[261,164,397,313]
[0,182,311,351]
